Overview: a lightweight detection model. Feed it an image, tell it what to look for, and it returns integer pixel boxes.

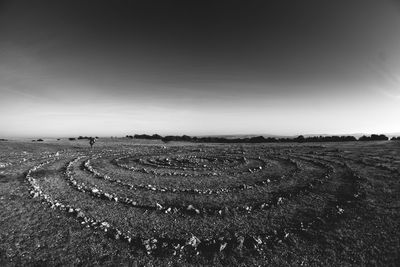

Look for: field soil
[0,138,399,266]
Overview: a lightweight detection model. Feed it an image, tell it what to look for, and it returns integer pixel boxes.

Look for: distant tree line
[129,133,394,143]
[391,136,400,141]
[78,136,99,140]
[126,134,162,140]
[159,135,359,143]
[358,134,389,141]
[68,136,99,141]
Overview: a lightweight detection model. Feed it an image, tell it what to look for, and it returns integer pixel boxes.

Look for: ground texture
[0,139,399,266]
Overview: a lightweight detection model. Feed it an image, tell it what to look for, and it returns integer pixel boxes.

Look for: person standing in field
[89,137,96,149]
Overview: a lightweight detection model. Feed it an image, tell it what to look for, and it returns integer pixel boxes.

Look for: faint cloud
[0,86,54,102]
[368,58,400,100]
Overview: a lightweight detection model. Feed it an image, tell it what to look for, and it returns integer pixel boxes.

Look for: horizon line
[2,132,400,140]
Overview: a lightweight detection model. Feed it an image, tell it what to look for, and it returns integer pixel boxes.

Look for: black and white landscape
[0,0,399,266]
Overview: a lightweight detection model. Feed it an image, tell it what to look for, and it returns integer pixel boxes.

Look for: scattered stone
[219,242,227,251]
[156,203,163,210]
[254,236,262,245]
[77,211,85,219]
[336,206,344,214]
[101,222,110,228]
[187,235,201,248]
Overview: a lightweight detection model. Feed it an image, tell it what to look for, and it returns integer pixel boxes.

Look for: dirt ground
[0,138,399,266]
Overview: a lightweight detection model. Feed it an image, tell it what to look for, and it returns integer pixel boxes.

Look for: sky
[0,0,400,137]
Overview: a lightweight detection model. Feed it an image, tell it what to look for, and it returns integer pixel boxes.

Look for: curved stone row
[112,153,267,177]
[24,147,371,259]
[340,155,400,175]
[272,154,368,242]
[0,162,12,168]
[84,152,300,194]
[26,151,82,198]
[84,158,292,195]
[67,157,279,216]
[66,154,334,217]
[291,154,366,212]
[0,151,62,170]
[89,150,301,190]
[25,155,304,258]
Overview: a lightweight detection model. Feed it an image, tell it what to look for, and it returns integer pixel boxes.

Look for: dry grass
[0,138,399,266]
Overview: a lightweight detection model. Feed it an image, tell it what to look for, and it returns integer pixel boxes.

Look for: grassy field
[0,138,399,266]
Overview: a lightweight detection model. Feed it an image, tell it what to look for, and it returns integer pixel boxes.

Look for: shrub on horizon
[295,135,305,143]
[359,134,389,141]
[134,134,163,140]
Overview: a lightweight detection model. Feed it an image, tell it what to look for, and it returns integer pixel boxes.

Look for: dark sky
[1,0,400,137]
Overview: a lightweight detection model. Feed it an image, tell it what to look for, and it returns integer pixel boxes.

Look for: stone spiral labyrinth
[20,143,398,261]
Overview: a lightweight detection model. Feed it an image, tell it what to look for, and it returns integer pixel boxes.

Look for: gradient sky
[1,0,400,137]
